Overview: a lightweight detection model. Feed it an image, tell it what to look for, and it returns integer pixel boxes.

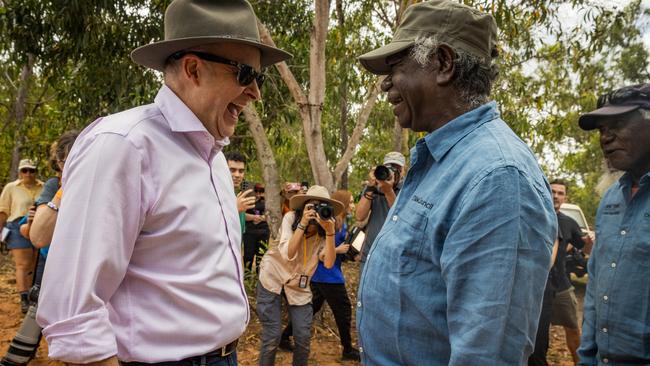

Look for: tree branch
[333,76,384,187]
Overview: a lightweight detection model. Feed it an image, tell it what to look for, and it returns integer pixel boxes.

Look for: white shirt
[37,85,248,363]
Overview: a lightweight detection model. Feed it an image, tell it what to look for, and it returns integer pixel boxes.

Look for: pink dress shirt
[36,85,249,363]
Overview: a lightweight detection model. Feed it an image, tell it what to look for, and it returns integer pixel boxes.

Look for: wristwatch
[46,201,59,212]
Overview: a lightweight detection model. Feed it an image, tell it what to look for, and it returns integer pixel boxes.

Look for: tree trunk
[391,117,402,153]
[303,0,333,190]
[242,104,283,239]
[9,53,35,182]
[336,0,348,190]
[332,77,384,188]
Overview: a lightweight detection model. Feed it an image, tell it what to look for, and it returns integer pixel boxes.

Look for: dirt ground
[0,254,577,365]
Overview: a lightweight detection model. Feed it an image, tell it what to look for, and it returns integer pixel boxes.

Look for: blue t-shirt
[311,222,347,284]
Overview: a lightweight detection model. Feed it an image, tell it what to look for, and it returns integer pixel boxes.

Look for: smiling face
[174,42,262,140]
[595,109,650,180]
[383,50,447,133]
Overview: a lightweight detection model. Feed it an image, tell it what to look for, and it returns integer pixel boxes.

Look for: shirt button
[603,295,608,301]
[620,230,627,235]
[357,301,362,308]
[392,215,398,221]
[603,358,609,363]
[602,327,608,333]
[611,262,617,268]
[359,346,363,353]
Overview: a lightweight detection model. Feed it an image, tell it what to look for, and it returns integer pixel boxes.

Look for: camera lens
[374,165,390,181]
[316,204,333,219]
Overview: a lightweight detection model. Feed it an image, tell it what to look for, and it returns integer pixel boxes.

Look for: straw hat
[131,0,292,71]
[289,185,345,217]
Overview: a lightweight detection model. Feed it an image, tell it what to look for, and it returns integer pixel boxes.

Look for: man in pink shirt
[36,1,290,365]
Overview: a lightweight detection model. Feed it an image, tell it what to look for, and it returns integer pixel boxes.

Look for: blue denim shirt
[356,102,557,365]
[578,172,650,366]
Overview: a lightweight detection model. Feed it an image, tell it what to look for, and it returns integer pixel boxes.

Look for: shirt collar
[422,101,500,162]
[619,170,650,188]
[154,85,230,147]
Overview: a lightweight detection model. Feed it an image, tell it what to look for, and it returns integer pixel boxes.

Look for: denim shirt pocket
[390,209,429,274]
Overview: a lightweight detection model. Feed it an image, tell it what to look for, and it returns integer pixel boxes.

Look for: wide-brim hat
[131,0,292,71]
[358,0,498,75]
[579,83,650,130]
[289,185,345,217]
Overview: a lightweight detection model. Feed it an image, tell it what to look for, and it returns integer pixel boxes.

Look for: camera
[308,202,333,220]
[374,165,397,181]
[0,285,42,366]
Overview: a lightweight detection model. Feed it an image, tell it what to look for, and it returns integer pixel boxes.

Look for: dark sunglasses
[597,87,650,109]
[172,51,265,88]
[20,168,36,174]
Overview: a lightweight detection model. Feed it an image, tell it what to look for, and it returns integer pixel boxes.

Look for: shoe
[342,348,360,361]
[20,297,29,314]
[278,337,294,352]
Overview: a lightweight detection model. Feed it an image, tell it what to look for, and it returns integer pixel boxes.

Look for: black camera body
[374,164,397,181]
[313,202,333,220]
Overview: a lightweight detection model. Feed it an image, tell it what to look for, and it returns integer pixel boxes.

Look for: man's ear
[181,56,201,86]
[434,44,455,86]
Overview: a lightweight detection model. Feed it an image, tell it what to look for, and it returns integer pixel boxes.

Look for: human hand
[236,190,256,213]
[376,169,395,192]
[367,170,377,187]
[300,204,317,227]
[336,244,350,254]
[316,214,336,235]
[27,206,36,223]
[252,215,263,224]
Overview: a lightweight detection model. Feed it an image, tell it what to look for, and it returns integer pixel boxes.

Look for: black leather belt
[206,339,238,357]
[120,339,238,366]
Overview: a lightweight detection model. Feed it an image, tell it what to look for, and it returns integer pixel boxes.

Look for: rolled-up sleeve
[278,211,298,261]
[441,166,556,365]
[37,132,147,363]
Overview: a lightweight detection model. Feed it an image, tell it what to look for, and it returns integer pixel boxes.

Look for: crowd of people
[0,0,648,366]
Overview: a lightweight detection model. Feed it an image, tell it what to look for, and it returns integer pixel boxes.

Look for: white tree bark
[9,53,35,182]
[242,104,283,239]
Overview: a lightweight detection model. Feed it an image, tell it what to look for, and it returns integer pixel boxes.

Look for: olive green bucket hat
[131,0,292,71]
[359,0,498,75]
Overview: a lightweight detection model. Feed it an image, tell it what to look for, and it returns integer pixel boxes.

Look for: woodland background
[1,0,649,233]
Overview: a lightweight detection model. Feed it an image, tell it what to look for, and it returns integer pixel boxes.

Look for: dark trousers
[528,286,556,366]
[242,230,269,272]
[282,282,354,351]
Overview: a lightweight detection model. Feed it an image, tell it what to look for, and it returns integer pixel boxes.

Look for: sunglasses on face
[20,168,36,174]
[172,51,265,88]
[597,87,650,109]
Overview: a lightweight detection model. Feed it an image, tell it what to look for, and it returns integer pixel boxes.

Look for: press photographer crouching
[256,185,342,366]
[355,151,405,270]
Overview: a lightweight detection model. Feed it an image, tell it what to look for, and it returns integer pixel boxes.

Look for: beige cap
[18,159,36,170]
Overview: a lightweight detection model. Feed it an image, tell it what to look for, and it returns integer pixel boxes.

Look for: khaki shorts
[550,287,579,329]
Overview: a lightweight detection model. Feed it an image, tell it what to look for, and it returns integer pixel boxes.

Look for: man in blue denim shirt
[355,1,557,365]
[577,84,650,365]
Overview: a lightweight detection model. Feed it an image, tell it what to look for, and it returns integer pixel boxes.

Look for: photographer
[280,190,360,361]
[355,151,405,269]
[243,183,270,272]
[256,186,342,366]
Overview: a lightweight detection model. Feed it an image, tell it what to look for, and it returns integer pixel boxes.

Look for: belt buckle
[219,339,237,357]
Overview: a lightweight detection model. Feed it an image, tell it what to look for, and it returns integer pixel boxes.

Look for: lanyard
[303,236,308,269]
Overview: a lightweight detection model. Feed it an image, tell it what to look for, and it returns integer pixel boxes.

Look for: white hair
[409,36,498,109]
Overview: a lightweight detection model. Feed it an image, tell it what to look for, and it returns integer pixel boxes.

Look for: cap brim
[358,40,414,75]
[289,195,345,217]
[131,37,293,72]
[18,165,36,170]
[579,105,639,130]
